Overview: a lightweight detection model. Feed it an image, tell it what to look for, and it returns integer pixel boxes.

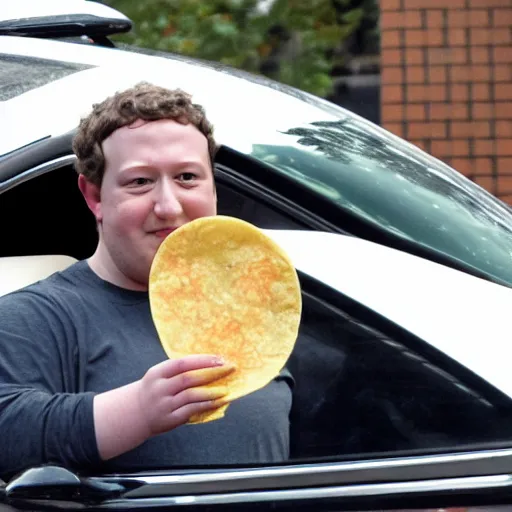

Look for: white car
[1,2,512,511]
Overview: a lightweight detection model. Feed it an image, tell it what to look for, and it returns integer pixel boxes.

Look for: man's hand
[137,356,235,436]
[94,355,235,461]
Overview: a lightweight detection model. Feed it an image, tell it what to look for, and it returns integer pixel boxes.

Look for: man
[0,83,293,480]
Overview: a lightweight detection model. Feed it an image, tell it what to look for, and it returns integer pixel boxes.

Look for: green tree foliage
[104,0,366,97]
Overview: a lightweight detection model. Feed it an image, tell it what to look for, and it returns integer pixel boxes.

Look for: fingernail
[213,357,225,365]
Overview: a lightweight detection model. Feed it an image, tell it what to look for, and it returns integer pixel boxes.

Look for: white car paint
[266,229,512,400]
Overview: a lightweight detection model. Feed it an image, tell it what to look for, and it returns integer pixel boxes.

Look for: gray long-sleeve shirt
[0,261,293,480]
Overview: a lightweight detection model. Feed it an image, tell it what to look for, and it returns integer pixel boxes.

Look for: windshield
[232,101,512,286]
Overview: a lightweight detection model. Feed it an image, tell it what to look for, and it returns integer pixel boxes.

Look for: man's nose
[153,181,184,219]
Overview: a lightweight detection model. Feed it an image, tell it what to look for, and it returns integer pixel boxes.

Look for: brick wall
[380,0,512,204]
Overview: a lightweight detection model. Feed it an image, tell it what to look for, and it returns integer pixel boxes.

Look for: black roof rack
[0,1,132,41]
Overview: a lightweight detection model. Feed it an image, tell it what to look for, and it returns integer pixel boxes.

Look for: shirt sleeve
[0,289,101,480]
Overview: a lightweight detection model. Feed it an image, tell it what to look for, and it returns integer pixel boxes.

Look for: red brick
[406,66,425,83]
[474,175,495,191]
[430,122,447,138]
[472,0,512,6]
[381,31,402,48]
[474,139,495,156]
[451,65,471,82]
[427,29,445,46]
[472,103,494,119]
[470,28,491,46]
[381,49,403,66]
[496,121,512,137]
[492,28,512,44]
[468,65,492,82]
[496,139,512,155]
[410,139,429,151]
[495,84,512,101]
[472,84,491,101]
[492,9,512,26]
[405,48,424,64]
[497,157,512,171]
[448,11,469,27]
[430,103,467,121]
[404,11,424,28]
[470,47,491,64]
[408,122,447,138]
[380,10,423,30]
[449,29,468,46]
[382,85,404,103]
[474,158,494,174]
[497,176,512,195]
[495,102,512,118]
[406,104,427,120]
[451,121,491,138]
[494,47,512,63]
[382,103,404,121]
[380,0,402,10]
[450,158,475,175]
[452,140,471,156]
[380,11,404,28]
[450,84,470,101]
[408,85,428,101]
[426,10,445,28]
[405,29,427,46]
[407,0,465,7]
[428,48,468,64]
[431,140,450,156]
[428,66,448,83]
[428,84,448,101]
[469,9,491,26]
[384,122,404,138]
[494,65,512,82]
[429,103,450,120]
[382,67,404,84]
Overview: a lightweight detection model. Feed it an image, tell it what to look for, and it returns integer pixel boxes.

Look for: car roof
[268,229,512,401]
[0,35,351,156]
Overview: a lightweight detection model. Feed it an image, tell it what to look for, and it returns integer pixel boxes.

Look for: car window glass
[216,181,309,230]
[0,54,92,101]
[241,119,512,286]
[289,287,512,460]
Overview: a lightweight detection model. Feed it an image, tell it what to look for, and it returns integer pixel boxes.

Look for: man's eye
[132,178,150,186]
[178,173,197,183]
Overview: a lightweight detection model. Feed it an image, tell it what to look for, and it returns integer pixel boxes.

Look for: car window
[242,119,512,287]
[289,282,512,461]
[2,163,512,470]
[0,54,93,101]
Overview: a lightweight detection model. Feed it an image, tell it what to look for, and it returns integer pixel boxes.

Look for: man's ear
[78,174,102,222]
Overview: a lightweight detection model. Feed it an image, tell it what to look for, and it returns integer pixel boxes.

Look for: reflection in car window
[244,118,512,286]
[289,289,512,460]
[0,54,92,101]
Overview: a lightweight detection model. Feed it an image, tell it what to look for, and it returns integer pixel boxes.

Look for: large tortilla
[149,216,302,424]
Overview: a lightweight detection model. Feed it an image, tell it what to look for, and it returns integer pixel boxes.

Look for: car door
[2,263,512,511]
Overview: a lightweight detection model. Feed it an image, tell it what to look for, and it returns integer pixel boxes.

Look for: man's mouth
[152,228,177,238]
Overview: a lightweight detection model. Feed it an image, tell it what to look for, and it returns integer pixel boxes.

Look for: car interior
[2,152,512,471]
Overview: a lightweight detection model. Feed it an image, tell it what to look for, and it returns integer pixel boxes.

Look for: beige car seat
[0,255,78,297]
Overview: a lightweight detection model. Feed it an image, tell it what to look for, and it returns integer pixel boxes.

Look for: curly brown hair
[72,82,218,186]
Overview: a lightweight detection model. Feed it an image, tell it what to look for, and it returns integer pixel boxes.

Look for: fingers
[153,355,228,379]
[168,364,236,396]
[168,397,229,429]
[172,385,228,411]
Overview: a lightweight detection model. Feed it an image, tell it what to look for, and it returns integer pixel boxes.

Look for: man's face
[80,118,217,290]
